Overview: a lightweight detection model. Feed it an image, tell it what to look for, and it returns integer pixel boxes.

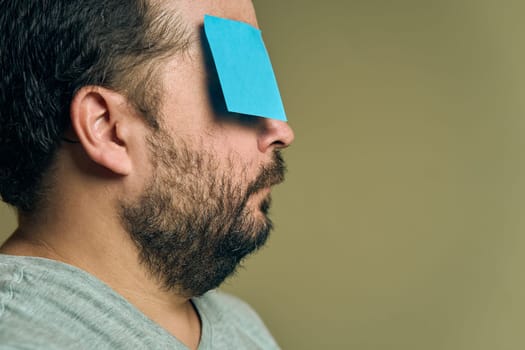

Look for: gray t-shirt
[0,254,279,349]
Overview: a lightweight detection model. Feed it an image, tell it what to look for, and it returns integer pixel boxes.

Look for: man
[0,0,294,349]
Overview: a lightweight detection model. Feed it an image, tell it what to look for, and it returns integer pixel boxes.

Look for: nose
[258,118,295,153]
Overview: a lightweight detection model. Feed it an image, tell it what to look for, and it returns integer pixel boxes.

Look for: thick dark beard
[119,129,286,297]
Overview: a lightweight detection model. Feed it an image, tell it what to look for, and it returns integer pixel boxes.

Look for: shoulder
[195,290,280,349]
[0,254,74,348]
[0,254,182,350]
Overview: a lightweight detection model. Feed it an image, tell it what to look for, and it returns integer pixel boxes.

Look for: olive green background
[1,0,524,349]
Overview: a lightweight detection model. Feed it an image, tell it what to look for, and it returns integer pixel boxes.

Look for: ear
[70,86,134,175]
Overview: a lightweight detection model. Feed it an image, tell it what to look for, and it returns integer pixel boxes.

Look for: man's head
[0,0,190,212]
[0,0,294,296]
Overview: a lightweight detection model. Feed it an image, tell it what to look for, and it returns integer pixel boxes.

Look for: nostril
[272,140,287,149]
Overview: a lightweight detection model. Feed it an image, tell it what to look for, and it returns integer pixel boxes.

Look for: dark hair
[0,0,191,212]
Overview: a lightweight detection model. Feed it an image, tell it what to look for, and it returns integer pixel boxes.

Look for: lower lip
[252,187,271,198]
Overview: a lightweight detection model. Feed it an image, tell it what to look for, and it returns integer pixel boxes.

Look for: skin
[0,1,294,349]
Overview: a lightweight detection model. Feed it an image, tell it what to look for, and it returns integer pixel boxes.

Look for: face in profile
[120,125,286,297]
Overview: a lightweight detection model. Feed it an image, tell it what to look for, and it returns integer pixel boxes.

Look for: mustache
[246,150,287,196]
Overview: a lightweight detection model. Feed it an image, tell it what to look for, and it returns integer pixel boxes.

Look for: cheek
[208,137,262,186]
[210,129,259,163]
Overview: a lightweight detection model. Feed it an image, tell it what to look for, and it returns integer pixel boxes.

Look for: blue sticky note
[204,14,287,121]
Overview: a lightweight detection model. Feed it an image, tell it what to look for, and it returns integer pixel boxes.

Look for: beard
[119,127,286,297]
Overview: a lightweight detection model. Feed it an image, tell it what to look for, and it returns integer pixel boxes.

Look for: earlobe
[70,86,133,176]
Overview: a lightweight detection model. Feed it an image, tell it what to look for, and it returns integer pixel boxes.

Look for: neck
[1,203,202,349]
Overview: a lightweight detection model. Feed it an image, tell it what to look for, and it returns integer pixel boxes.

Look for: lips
[246,151,286,196]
